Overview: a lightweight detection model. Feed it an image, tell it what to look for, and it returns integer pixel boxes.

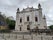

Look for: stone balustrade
[0,31,52,40]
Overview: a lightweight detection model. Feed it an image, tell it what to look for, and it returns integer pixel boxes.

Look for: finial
[43,15,46,19]
[17,8,19,11]
[38,3,41,9]
[23,8,25,10]
[39,3,41,6]
[31,6,33,8]
[17,8,20,13]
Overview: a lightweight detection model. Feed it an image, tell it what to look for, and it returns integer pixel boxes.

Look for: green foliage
[48,25,53,29]
[6,18,15,30]
[1,14,15,30]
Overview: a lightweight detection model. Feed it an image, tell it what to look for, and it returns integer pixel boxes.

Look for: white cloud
[0,0,53,26]
[38,0,48,2]
[0,0,12,6]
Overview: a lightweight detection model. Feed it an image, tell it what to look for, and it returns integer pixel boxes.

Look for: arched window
[35,17,38,22]
[20,18,22,23]
[27,25,30,30]
[27,16,29,21]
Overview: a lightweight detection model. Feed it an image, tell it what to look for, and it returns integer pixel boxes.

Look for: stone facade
[15,4,47,31]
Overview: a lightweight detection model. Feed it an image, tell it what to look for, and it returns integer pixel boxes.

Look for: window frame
[20,18,22,23]
[27,16,29,21]
[35,17,38,22]
[27,25,30,30]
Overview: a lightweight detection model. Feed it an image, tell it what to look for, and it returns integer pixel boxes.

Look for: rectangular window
[35,17,38,22]
[27,16,29,21]
[20,18,22,23]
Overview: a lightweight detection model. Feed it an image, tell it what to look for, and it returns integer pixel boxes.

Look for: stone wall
[0,32,53,40]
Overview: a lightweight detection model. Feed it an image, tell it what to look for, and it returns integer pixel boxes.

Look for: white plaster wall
[15,8,47,31]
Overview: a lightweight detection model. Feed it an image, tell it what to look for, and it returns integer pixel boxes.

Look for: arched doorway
[27,25,30,30]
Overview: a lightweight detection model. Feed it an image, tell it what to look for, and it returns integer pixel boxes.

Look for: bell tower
[15,8,20,31]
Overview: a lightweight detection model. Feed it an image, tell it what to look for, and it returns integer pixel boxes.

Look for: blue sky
[0,0,53,26]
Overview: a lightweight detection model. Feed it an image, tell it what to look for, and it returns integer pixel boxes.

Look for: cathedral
[0,4,53,40]
[15,3,47,31]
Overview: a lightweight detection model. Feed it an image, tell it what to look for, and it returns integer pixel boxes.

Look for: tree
[48,25,53,29]
[6,18,15,30]
[0,12,15,30]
